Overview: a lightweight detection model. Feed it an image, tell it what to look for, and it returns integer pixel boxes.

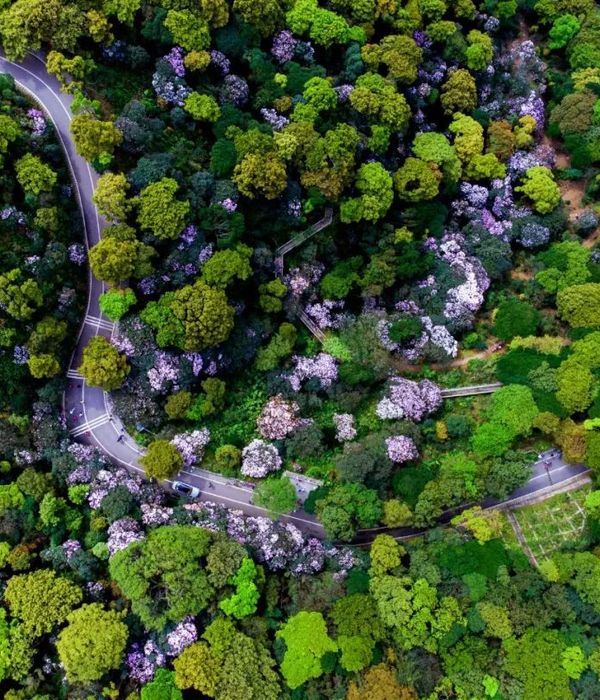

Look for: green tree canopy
[56,604,128,683]
[137,178,190,240]
[109,525,214,630]
[78,335,129,390]
[4,569,82,637]
[140,439,184,481]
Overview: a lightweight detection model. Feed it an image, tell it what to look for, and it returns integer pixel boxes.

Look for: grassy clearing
[505,487,590,561]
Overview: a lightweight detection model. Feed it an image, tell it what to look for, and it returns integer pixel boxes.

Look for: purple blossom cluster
[13,346,29,365]
[171,428,210,468]
[241,439,282,478]
[147,352,180,394]
[260,107,289,131]
[210,50,231,75]
[220,198,237,212]
[107,517,145,556]
[27,108,46,136]
[164,47,185,78]
[126,640,165,685]
[88,467,143,510]
[152,64,190,107]
[68,244,86,265]
[141,503,174,527]
[333,413,356,442]
[220,75,249,106]
[385,435,418,463]
[0,206,26,224]
[305,300,352,330]
[284,263,324,297]
[61,539,82,561]
[271,30,298,63]
[166,617,197,655]
[288,353,338,391]
[334,84,353,102]
[257,395,302,440]
[376,377,443,422]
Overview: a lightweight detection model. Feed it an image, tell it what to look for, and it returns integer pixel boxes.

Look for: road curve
[0,52,590,546]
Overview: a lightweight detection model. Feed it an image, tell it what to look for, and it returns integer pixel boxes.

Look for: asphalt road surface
[0,51,590,545]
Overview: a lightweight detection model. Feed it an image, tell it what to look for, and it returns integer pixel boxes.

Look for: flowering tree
[241,440,282,478]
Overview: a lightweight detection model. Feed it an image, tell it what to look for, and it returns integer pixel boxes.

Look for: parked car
[172,481,200,498]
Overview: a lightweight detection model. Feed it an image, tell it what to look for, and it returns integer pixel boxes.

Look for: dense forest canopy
[2,0,600,696]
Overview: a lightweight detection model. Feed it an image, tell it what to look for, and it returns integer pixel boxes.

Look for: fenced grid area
[508,488,590,561]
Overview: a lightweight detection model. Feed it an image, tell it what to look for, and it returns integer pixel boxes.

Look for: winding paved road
[0,51,590,545]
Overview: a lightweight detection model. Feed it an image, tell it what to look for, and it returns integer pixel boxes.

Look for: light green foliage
[202,245,253,288]
[340,162,394,223]
[465,30,493,71]
[0,610,33,683]
[89,237,140,285]
[338,634,373,672]
[233,153,288,200]
[165,390,192,420]
[79,336,129,390]
[585,490,600,518]
[137,178,190,240]
[287,0,352,46]
[175,618,280,698]
[27,316,67,356]
[464,152,506,180]
[255,323,297,371]
[449,113,484,163]
[370,574,463,653]
[140,439,184,481]
[99,288,137,321]
[441,68,477,115]
[562,646,587,679]
[369,534,403,576]
[0,0,61,61]
[557,283,600,327]
[556,359,597,414]
[549,14,581,50]
[56,604,128,683]
[277,611,338,689]
[394,157,442,201]
[141,668,183,700]
[516,166,561,214]
[103,0,141,25]
[0,483,25,514]
[219,557,260,619]
[184,92,221,122]
[71,113,122,162]
[0,115,20,159]
[14,154,56,195]
[93,172,132,222]
[412,131,461,181]
[186,378,226,419]
[4,569,82,637]
[316,482,383,541]
[0,268,43,321]
[259,278,287,313]
[451,506,502,544]
[320,257,362,299]
[382,498,413,527]
[47,51,93,92]
[253,476,297,516]
[164,10,210,51]
[27,353,60,378]
[536,241,591,294]
[350,73,411,131]
[361,35,422,84]
[167,280,235,351]
[303,77,337,111]
[503,629,572,700]
[233,0,283,35]
[476,601,513,639]
[109,526,213,630]
[487,384,539,438]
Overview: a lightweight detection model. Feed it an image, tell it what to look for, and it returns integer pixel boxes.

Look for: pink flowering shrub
[334,413,357,442]
[171,428,211,468]
[257,395,302,440]
[386,435,419,463]
[376,377,443,422]
[241,439,282,477]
